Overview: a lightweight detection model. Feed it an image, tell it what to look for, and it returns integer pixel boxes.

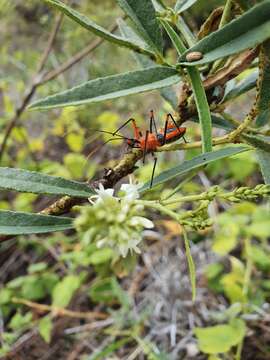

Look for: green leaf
[0,288,12,305]
[175,0,198,13]
[192,114,234,131]
[256,149,270,184]
[249,245,270,270]
[0,167,93,197]
[89,338,131,360]
[0,210,73,235]
[140,146,250,190]
[118,18,178,110]
[188,67,212,152]
[89,277,117,303]
[28,262,48,274]
[52,275,80,307]
[38,316,53,344]
[63,153,86,180]
[195,319,246,354]
[89,248,114,265]
[222,69,258,103]
[43,0,154,57]
[242,134,270,153]
[66,132,84,153]
[9,311,33,331]
[247,221,270,239]
[183,229,196,301]
[179,1,270,66]
[29,66,180,110]
[160,19,212,152]
[116,0,163,54]
[256,40,270,126]
[21,276,47,300]
[151,0,166,12]
[256,109,270,128]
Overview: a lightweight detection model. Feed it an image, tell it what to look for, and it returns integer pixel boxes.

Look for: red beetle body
[127,117,186,152]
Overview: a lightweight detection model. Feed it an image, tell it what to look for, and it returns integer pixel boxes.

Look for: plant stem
[135,199,180,221]
[235,339,243,360]
[242,237,253,298]
[211,0,233,73]
[183,226,196,301]
[219,0,233,28]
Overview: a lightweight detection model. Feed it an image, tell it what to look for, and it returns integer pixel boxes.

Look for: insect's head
[127,138,140,148]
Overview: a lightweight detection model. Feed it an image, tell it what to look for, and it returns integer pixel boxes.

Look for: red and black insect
[92,111,186,187]
[111,111,187,187]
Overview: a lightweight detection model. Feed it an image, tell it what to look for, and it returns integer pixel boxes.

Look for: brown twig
[12,297,108,320]
[40,22,119,85]
[0,14,120,162]
[0,13,64,162]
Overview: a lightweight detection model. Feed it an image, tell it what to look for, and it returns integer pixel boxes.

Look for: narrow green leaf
[29,67,180,110]
[0,167,94,197]
[116,0,163,54]
[192,114,234,131]
[256,150,270,184]
[159,19,186,54]
[183,228,196,301]
[188,67,212,152]
[140,146,250,190]
[43,0,154,57]
[256,40,270,126]
[256,109,270,128]
[222,69,258,103]
[0,211,73,235]
[117,17,149,50]
[160,19,212,152]
[151,0,166,12]
[175,0,198,13]
[242,134,270,153]
[118,18,178,110]
[179,1,270,66]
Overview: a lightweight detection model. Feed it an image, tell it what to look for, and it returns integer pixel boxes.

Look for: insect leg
[167,113,181,132]
[113,118,135,136]
[143,130,149,164]
[150,153,157,188]
[150,110,158,136]
[162,117,169,146]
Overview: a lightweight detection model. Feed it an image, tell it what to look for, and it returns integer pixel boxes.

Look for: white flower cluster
[75,183,154,257]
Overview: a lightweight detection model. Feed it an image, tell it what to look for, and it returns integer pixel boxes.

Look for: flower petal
[130,216,154,229]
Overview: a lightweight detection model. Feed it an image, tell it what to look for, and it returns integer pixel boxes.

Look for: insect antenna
[89,128,131,141]
[85,136,126,161]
